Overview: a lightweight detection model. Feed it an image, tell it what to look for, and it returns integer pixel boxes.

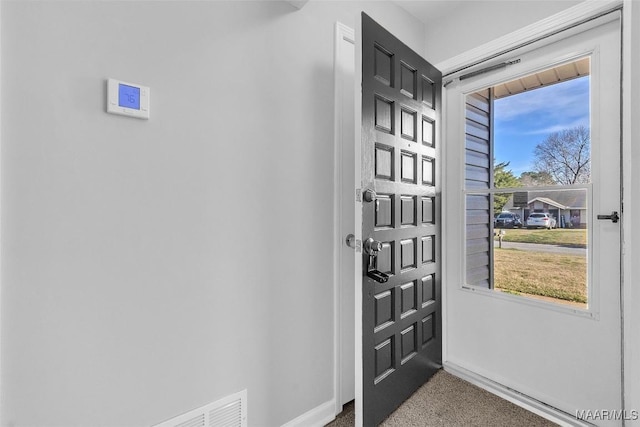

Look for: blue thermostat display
[107,78,150,119]
[118,83,140,110]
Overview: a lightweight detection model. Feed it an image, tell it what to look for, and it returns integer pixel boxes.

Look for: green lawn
[494,248,587,304]
[496,228,587,248]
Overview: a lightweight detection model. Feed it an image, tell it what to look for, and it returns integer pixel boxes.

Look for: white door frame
[332,16,365,426]
[332,21,356,416]
[621,0,640,421]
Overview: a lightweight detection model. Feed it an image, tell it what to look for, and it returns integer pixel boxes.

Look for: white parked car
[526,213,557,229]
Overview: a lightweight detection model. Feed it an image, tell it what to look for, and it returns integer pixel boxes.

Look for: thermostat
[107,78,150,119]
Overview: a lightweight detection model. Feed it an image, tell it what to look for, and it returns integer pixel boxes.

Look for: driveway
[494,241,586,256]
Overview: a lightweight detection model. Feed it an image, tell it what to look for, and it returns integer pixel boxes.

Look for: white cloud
[493,78,589,125]
[525,117,590,135]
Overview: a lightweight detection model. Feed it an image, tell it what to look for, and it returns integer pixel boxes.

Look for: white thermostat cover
[107,78,150,119]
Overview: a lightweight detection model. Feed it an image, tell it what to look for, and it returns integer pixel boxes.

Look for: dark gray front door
[361,13,442,426]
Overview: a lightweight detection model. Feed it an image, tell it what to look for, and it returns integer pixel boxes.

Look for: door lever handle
[597,211,619,223]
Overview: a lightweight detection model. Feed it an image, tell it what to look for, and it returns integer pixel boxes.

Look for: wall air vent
[154,390,247,427]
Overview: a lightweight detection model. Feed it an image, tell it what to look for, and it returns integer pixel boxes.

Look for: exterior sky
[493,76,590,177]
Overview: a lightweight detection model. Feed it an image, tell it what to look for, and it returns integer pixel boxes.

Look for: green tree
[494,161,521,212]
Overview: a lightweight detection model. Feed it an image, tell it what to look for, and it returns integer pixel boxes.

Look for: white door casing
[333,21,356,414]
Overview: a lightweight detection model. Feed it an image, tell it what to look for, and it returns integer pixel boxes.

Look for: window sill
[459,283,599,320]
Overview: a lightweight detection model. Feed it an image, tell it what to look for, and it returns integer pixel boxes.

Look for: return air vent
[176,415,204,427]
[154,390,247,427]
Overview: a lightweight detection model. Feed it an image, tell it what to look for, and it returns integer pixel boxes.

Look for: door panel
[361,13,442,426]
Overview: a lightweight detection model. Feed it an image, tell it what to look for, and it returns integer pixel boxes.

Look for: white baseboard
[281,399,336,427]
[444,362,591,427]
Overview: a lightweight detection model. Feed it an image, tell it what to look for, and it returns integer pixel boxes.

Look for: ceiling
[392,1,583,27]
[391,1,467,25]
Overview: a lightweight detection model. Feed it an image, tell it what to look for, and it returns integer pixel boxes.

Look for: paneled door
[360,13,442,426]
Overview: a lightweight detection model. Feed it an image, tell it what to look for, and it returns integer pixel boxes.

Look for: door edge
[353,13,364,427]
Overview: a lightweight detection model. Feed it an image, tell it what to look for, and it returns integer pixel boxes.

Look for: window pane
[493,188,588,308]
[464,57,591,308]
[493,58,591,187]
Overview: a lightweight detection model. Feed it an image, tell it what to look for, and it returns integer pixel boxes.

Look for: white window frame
[442,12,620,320]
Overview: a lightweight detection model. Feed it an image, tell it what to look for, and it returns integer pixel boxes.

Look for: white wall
[0,1,424,426]
[422,0,581,64]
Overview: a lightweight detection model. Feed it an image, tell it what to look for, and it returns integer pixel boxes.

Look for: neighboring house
[502,189,587,228]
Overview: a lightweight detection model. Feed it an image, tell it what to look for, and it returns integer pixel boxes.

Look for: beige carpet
[326,370,557,426]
